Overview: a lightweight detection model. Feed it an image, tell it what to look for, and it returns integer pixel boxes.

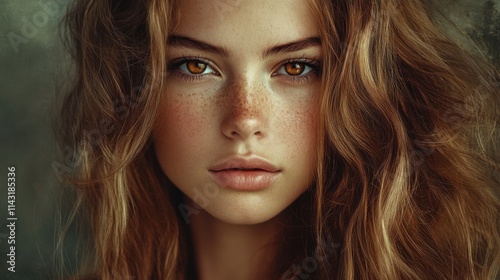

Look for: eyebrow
[168,35,321,58]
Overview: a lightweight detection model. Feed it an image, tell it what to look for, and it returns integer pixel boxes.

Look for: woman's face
[154,0,321,225]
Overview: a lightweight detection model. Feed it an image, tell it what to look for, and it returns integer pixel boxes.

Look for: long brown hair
[57,0,500,279]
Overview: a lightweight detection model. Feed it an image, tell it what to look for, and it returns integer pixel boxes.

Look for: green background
[0,0,499,279]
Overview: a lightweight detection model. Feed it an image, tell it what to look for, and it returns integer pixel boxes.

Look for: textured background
[0,0,499,279]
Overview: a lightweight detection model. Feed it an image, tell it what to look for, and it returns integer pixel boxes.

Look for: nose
[220,77,270,141]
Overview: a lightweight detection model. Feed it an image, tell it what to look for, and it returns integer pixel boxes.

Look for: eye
[274,61,317,77]
[167,57,220,82]
[272,59,321,84]
[178,59,217,75]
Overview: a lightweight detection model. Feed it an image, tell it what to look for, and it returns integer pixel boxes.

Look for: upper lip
[209,156,280,172]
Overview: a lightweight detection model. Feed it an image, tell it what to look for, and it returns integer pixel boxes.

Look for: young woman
[58,0,500,279]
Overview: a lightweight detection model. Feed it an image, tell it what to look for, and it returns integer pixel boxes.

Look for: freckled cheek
[155,97,213,161]
[279,98,319,163]
[300,110,318,151]
[289,96,318,132]
[271,84,320,148]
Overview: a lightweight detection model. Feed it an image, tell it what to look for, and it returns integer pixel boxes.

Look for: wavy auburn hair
[57,0,500,279]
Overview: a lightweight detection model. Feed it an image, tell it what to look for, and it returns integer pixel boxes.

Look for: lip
[209,157,281,191]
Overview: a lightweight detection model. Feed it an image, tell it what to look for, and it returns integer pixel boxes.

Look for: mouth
[209,157,281,191]
[210,157,280,172]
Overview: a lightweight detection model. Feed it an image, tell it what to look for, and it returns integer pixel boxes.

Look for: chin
[200,194,291,225]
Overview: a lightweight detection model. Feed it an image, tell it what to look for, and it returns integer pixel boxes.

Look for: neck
[189,205,288,280]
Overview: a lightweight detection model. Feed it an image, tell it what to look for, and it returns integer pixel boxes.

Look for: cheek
[282,97,319,155]
[154,97,212,170]
[269,82,320,155]
[294,101,319,186]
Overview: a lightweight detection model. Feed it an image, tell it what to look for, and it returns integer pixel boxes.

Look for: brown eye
[175,59,217,77]
[284,62,306,76]
[186,61,208,74]
[274,60,319,84]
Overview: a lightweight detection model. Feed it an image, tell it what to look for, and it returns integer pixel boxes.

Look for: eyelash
[167,57,321,84]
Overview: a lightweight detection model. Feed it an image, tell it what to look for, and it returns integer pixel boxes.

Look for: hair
[57,0,500,279]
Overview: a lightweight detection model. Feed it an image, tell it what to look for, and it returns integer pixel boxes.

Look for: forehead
[172,0,318,49]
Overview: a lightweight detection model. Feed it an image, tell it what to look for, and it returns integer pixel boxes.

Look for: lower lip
[210,170,280,191]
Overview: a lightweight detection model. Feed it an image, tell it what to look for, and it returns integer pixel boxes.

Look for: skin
[153,0,321,278]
